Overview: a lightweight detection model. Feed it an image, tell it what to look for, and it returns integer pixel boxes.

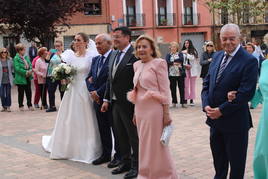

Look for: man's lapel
[97,51,112,80]
[114,46,134,79]
[91,56,99,80]
[216,47,243,84]
[212,51,225,85]
[108,50,118,80]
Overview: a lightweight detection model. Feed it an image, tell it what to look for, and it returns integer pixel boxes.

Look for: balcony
[156,13,176,26]
[124,13,145,27]
[182,13,200,26]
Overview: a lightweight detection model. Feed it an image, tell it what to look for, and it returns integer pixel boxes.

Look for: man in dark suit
[101,27,139,179]
[28,42,37,62]
[86,33,120,166]
[201,24,258,179]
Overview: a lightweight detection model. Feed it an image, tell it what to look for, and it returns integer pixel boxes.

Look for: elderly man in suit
[101,26,139,179]
[201,23,258,179]
[86,33,120,166]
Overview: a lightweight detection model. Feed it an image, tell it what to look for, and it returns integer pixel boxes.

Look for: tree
[0,0,85,46]
[205,0,268,25]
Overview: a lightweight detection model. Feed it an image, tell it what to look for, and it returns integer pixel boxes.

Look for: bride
[42,32,102,163]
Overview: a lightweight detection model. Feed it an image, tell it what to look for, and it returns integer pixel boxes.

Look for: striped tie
[216,54,230,83]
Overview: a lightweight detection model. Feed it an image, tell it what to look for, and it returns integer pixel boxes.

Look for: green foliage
[205,0,268,25]
[0,0,85,45]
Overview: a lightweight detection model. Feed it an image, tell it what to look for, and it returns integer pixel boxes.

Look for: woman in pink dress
[128,35,178,179]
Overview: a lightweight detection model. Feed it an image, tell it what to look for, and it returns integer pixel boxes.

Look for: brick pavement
[0,79,261,179]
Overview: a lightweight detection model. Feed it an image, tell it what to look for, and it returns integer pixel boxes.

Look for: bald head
[95,33,112,55]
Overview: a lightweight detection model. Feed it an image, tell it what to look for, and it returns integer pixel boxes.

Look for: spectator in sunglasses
[200,41,216,80]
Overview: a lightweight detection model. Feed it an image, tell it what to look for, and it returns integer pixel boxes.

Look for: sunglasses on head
[207,45,213,47]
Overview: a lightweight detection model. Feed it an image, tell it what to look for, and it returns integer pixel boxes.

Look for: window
[183,0,193,25]
[158,0,167,26]
[126,0,136,26]
[242,5,249,24]
[84,0,101,15]
[221,8,228,24]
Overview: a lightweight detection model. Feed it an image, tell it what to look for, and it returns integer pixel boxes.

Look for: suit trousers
[169,76,186,104]
[17,78,32,107]
[112,100,139,169]
[210,128,248,179]
[93,101,112,157]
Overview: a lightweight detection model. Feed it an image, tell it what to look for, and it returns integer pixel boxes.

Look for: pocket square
[126,63,133,66]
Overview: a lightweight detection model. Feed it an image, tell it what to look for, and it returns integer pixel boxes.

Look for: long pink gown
[128,58,178,179]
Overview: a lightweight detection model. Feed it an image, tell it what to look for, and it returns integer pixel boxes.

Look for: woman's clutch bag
[160,124,174,146]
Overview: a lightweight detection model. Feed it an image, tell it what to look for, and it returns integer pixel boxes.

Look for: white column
[193,0,198,25]
[123,0,127,26]
[181,0,185,25]
[136,0,143,26]
[166,0,173,25]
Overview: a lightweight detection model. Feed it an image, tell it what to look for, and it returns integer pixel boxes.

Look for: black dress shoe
[92,156,111,165]
[124,169,138,179]
[111,164,131,175]
[107,158,121,168]
[46,107,57,112]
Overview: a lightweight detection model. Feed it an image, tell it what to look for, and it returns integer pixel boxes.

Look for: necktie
[98,56,105,75]
[216,54,230,83]
[115,51,122,65]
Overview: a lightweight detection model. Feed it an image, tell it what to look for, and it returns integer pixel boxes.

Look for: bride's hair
[76,32,89,43]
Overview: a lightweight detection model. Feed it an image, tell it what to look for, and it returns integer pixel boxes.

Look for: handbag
[160,124,174,146]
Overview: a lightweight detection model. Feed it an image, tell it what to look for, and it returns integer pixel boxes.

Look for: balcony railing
[182,13,200,26]
[156,13,176,26]
[124,13,145,27]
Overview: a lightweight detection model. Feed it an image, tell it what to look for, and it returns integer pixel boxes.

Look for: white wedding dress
[42,50,102,163]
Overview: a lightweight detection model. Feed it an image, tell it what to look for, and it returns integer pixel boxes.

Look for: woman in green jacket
[13,43,34,111]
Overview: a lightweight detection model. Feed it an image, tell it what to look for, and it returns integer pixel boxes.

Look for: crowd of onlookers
[1,33,268,113]
[0,40,70,112]
[165,34,268,110]
[1,24,268,179]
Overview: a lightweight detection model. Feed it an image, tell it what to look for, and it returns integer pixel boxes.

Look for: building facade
[1,0,213,57]
[55,0,212,56]
[212,0,268,49]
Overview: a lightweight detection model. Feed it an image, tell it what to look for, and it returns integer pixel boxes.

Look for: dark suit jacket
[104,45,138,106]
[28,46,37,61]
[201,47,258,133]
[86,51,111,100]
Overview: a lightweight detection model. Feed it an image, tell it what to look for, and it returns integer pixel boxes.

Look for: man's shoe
[92,156,110,165]
[124,169,138,179]
[111,164,131,175]
[46,107,57,112]
[107,158,121,168]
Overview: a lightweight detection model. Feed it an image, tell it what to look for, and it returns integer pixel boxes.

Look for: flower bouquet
[51,63,77,91]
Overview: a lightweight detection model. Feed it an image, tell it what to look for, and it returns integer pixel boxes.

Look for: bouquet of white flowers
[52,63,76,91]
